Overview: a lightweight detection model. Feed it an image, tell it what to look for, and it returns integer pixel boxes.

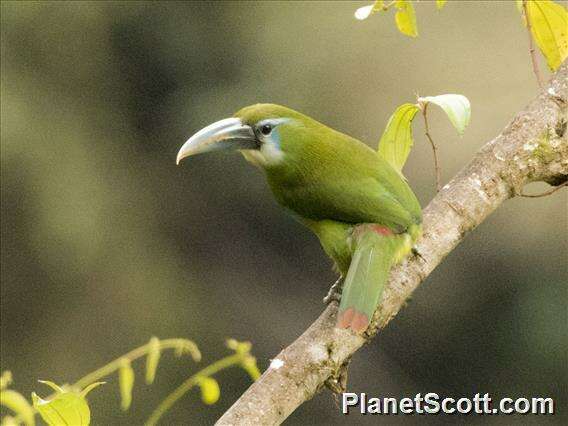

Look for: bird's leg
[323,276,344,305]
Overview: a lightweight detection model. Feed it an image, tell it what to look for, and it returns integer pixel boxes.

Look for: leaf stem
[145,354,244,426]
[421,103,442,192]
[522,0,544,89]
[382,0,396,11]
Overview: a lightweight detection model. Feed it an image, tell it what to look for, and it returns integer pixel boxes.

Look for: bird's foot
[323,277,343,305]
[325,358,350,396]
[411,246,425,261]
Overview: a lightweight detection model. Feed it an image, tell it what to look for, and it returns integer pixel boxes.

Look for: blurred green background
[1,1,566,424]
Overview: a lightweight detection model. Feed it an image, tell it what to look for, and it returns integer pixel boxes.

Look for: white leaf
[354,5,374,20]
[418,94,471,135]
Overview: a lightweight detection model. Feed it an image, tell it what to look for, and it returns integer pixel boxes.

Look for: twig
[519,181,567,198]
[421,102,442,192]
[381,0,396,11]
[11,338,201,425]
[523,0,544,89]
[146,354,243,426]
[73,339,200,391]
[216,61,567,426]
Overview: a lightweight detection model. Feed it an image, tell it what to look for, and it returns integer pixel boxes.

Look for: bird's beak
[176,117,257,165]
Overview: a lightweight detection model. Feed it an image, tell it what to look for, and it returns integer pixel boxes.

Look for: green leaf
[526,0,568,70]
[436,0,447,9]
[118,358,134,411]
[31,381,103,426]
[354,1,384,20]
[395,0,418,37]
[1,389,35,426]
[418,94,471,135]
[32,392,89,426]
[197,377,220,405]
[377,103,420,172]
[145,337,161,385]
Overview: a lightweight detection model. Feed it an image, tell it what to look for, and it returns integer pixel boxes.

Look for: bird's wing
[300,140,421,230]
[279,176,419,233]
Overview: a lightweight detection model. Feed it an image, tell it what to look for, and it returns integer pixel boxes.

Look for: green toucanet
[176,104,422,333]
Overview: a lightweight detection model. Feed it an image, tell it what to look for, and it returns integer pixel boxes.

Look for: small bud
[118,358,135,411]
[197,377,220,405]
[145,337,161,384]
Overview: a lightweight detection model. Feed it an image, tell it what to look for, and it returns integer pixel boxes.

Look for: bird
[176,104,422,333]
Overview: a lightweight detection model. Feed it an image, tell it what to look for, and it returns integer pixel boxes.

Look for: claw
[411,246,425,261]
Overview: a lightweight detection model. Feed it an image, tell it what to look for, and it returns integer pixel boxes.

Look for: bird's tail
[336,224,419,333]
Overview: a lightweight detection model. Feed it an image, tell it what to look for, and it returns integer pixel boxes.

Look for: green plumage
[339,229,400,330]
[234,104,422,332]
[179,103,422,333]
[236,105,421,234]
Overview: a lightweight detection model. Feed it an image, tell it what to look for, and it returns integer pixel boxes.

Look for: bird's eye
[260,124,272,135]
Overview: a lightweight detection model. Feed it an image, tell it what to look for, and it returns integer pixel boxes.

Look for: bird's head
[176,104,318,169]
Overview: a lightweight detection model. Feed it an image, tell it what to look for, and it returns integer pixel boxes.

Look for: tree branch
[217,61,567,426]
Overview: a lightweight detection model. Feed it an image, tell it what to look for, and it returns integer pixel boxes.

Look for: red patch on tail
[336,307,355,329]
[353,224,394,239]
[336,308,370,333]
[369,225,393,236]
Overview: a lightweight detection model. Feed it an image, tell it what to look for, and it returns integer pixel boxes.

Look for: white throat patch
[259,140,285,166]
